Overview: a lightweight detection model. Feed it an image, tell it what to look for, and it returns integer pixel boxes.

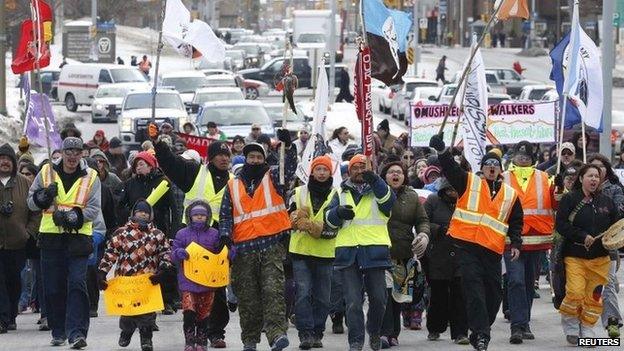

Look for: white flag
[562,0,603,130]
[459,36,488,171]
[162,0,225,62]
[296,65,329,184]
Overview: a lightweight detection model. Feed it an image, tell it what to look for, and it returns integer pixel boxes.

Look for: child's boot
[139,327,154,351]
[195,318,209,351]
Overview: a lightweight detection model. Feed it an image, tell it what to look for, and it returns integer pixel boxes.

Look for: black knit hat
[207,141,230,160]
[480,152,502,169]
[377,119,390,132]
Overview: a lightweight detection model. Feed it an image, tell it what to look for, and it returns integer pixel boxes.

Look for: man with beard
[218,129,296,351]
[28,137,101,349]
[0,144,41,333]
[429,134,523,351]
[324,154,396,351]
[151,124,233,348]
[288,155,338,349]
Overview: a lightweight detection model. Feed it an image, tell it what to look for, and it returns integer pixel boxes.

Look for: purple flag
[25,92,62,150]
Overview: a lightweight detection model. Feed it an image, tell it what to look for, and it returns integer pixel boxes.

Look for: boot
[509,327,523,344]
[139,327,154,351]
[331,313,344,334]
[118,330,134,347]
[195,318,209,351]
[409,311,422,330]
[401,310,411,328]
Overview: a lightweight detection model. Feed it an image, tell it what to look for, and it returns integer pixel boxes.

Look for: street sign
[63,23,116,63]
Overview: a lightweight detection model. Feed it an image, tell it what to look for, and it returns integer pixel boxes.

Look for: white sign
[419,18,427,29]
[98,37,111,54]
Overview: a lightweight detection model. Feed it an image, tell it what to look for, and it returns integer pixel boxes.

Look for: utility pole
[0,1,7,116]
[411,1,419,76]
[91,0,98,61]
[600,0,615,157]
[329,0,336,101]
[459,0,464,47]
[529,0,536,48]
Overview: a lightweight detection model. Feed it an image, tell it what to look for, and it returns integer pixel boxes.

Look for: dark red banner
[176,133,230,161]
[354,46,373,157]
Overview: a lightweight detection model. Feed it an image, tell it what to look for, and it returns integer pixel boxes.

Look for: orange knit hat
[348,154,367,172]
[310,155,333,173]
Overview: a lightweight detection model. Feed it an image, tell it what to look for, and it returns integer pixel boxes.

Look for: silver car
[390,78,438,120]
[91,83,149,123]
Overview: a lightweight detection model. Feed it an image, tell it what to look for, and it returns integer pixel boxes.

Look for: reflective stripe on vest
[228,173,291,243]
[448,173,518,254]
[39,163,97,235]
[506,234,553,245]
[183,167,232,223]
[335,190,391,248]
[503,169,554,238]
[288,186,337,258]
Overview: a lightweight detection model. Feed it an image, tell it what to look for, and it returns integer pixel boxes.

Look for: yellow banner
[183,242,230,288]
[104,274,164,316]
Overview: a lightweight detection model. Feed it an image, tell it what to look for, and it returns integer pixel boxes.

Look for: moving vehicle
[91,82,150,123]
[118,90,189,149]
[34,68,61,101]
[488,68,541,98]
[239,57,345,90]
[188,87,245,114]
[403,86,443,124]
[371,79,393,113]
[160,71,209,104]
[194,100,274,139]
[484,71,507,95]
[58,63,148,111]
[390,78,438,120]
[225,50,246,70]
[234,42,266,68]
[264,102,308,139]
[518,85,556,101]
[487,93,513,105]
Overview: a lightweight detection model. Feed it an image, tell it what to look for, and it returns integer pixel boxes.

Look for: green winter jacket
[387,186,430,259]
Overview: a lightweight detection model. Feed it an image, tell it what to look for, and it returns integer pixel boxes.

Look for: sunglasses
[482,159,501,167]
[252,127,260,131]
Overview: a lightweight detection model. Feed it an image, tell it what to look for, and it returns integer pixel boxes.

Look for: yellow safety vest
[183,167,232,224]
[289,186,337,258]
[39,163,98,235]
[335,190,391,248]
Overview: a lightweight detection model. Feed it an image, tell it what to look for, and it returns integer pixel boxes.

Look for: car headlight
[120,118,133,132]
[94,103,105,111]
[252,58,258,62]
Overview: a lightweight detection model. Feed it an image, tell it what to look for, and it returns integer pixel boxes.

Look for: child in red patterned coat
[97,199,172,351]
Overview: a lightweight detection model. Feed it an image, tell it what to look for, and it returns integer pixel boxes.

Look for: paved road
[4,276,622,350]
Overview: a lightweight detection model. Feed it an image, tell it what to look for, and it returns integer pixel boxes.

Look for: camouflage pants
[231,243,287,345]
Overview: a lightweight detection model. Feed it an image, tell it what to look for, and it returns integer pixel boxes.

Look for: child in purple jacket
[172,200,233,351]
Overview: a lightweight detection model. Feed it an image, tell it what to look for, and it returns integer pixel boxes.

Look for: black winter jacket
[555,189,618,259]
[423,189,460,280]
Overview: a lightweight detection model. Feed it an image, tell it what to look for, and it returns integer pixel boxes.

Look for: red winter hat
[133,151,158,169]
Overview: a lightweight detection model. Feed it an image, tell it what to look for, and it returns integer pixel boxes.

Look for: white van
[57,64,148,111]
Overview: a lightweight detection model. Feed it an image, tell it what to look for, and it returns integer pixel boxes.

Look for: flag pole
[450,83,469,148]
[151,0,167,123]
[555,94,568,175]
[581,119,587,163]
[437,2,503,136]
[30,0,53,180]
[279,39,294,185]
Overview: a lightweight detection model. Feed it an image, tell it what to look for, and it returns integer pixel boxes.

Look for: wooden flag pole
[556,94,569,175]
[437,3,503,136]
[279,39,294,185]
[150,0,167,123]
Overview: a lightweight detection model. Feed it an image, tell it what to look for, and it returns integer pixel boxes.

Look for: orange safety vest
[503,170,554,250]
[228,173,291,243]
[448,173,518,255]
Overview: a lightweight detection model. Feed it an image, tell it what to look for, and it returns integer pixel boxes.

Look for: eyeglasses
[20,172,32,176]
[63,149,81,156]
[561,151,574,156]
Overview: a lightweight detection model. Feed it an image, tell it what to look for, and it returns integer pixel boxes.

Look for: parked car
[160,70,210,105]
[484,70,507,95]
[225,49,247,70]
[435,83,458,104]
[541,89,559,102]
[91,82,150,123]
[518,84,556,101]
[487,93,513,105]
[234,42,266,68]
[194,100,274,139]
[188,87,245,114]
[118,90,189,150]
[389,78,438,120]
[371,78,393,114]
[263,102,308,139]
[34,68,60,101]
[488,68,541,98]
[58,63,148,111]
[242,79,270,100]
[403,86,442,124]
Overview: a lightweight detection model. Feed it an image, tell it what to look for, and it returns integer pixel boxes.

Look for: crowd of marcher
[0,118,621,351]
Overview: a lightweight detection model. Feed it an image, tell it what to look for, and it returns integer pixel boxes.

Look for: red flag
[354,46,373,156]
[31,0,54,42]
[11,20,50,74]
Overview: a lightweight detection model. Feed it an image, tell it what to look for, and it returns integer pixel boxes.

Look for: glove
[412,233,429,258]
[306,222,323,239]
[147,122,159,141]
[554,174,564,189]
[175,248,190,260]
[33,184,58,210]
[362,171,377,185]
[149,272,163,285]
[97,270,108,290]
[290,208,310,230]
[276,128,292,148]
[429,133,446,152]
[52,209,65,227]
[336,205,355,220]
[63,207,84,232]
[216,236,233,253]
[228,302,238,312]
[45,183,58,198]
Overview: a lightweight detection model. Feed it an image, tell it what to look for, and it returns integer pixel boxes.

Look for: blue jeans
[292,259,333,339]
[340,264,387,347]
[330,268,344,315]
[503,249,541,330]
[41,248,90,341]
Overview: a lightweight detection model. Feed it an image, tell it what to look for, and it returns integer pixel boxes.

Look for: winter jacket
[171,200,222,293]
[118,169,177,237]
[0,144,41,250]
[91,149,122,197]
[104,151,128,177]
[219,146,298,254]
[28,158,102,256]
[387,185,429,260]
[555,189,618,259]
[325,175,396,270]
[599,179,624,216]
[423,185,460,280]
[438,149,523,253]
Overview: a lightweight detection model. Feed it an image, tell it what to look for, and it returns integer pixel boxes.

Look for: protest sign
[183,242,230,288]
[176,133,230,161]
[104,274,164,316]
[409,101,556,147]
